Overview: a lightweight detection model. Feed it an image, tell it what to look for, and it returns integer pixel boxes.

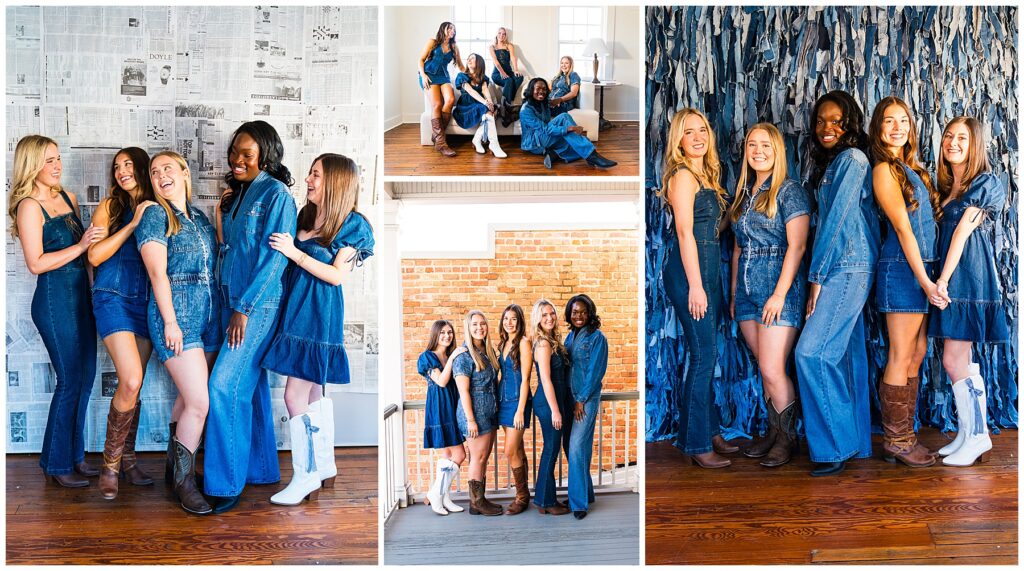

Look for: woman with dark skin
[519,77,616,170]
[419,21,466,158]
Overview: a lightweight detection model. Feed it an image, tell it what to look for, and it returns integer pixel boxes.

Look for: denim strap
[965,378,985,436]
[302,414,319,473]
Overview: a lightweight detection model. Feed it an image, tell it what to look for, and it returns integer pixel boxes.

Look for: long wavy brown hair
[936,116,991,203]
[498,304,526,371]
[425,319,456,361]
[106,147,155,234]
[868,96,940,219]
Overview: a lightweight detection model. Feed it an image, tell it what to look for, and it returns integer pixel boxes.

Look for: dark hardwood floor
[384,122,640,177]
[646,427,1018,565]
[6,448,377,565]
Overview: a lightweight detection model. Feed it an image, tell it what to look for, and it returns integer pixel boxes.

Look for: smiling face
[679,113,709,160]
[941,121,971,167]
[304,159,324,206]
[502,309,520,335]
[570,301,589,329]
[745,128,775,176]
[149,155,188,203]
[531,80,549,102]
[559,57,572,74]
[467,55,479,75]
[496,27,507,43]
[469,313,488,341]
[34,143,62,191]
[437,324,454,349]
[445,23,455,40]
[540,304,557,333]
[815,100,845,149]
[228,131,261,183]
[879,103,911,155]
[112,152,140,193]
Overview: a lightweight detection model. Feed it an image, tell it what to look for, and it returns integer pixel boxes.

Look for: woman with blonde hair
[452,309,501,515]
[727,124,811,468]
[530,299,572,515]
[136,150,222,514]
[490,27,525,125]
[659,108,732,468]
[550,56,581,116]
[9,135,106,488]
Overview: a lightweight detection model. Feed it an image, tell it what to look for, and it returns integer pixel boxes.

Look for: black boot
[172,438,212,515]
[543,148,558,169]
[585,151,617,168]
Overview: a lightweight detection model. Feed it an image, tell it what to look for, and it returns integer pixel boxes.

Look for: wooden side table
[584,79,621,130]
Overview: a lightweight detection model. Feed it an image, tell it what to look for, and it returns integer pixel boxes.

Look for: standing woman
[794,90,880,476]
[205,120,298,513]
[136,151,222,514]
[261,153,374,505]
[549,56,581,117]
[489,27,524,125]
[868,96,940,468]
[727,124,811,468]
[564,294,607,520]
[453,53,506,158]
[9,135,105,487]
[418,320,468,516]
[419,21,465,158]
[530,299,572,516]
[519,77,616,170]
[659,109,731,469]
[928,117,1009,466]
[453,310,502,516]
[496,304,534,515]
[88,147,159,499]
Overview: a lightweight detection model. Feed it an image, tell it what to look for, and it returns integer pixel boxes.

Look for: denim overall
[519,102,594,161]
[662,181,723,456]
[453,346,498,436]
[794,148,880,463]
[418,42,454,88]
[28,191,97,476]
[532,347,571,508]
[452,72,490,129]
[92,207,150,339]
[875,164,937,314]
[550,71,581,116]
[497,348,533,429]
[418,350,465,449]
[565,326,607,513]
[490,48,524,103]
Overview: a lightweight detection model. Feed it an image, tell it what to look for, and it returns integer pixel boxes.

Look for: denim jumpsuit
[135,204,222,363]
[204,170,297,498]
[565,326,607,513]
[418,42,454,88]
[874,164,937,314]
[452,346,498,437]
[27,192,97,476]
[418,351,465,449]
[662,172,723,455]
[490,48,524,104]
[928,172,1010,342]
[550,71,581,116]
[519,102,594,162]
[733,177,811,328]
[452,72,490,129]
[532,345,571,508]
[497,348,533,429]
[92,207,149,339]
[794,148,880,463]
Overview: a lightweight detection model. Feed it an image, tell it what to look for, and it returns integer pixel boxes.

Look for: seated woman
[519,77,616,170]
[490,27,524,126]
[452,54,506,158]
[550,56,581,117]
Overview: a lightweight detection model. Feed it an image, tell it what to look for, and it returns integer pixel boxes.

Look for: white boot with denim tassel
[313,397,338,487]
[439,458,464,513]
[425,459,449,515]
[270,411,324,505]
[943,374,993,466]
[938,363,980,456]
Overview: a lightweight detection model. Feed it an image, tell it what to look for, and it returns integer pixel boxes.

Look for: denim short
[457,389,497,437]
[93,289,149,339]
[148,281,223,362]
[875,259,934,313]
[734,251,806,328]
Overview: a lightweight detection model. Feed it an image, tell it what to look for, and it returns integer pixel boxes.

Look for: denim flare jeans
[567,396,599,512]
[533,378,573,508]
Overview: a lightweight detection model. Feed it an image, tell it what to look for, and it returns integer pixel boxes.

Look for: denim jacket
[565,327,608,403]
[879,164,937,262]
[519,103,563,153]
[219,170,297,315]
[808,148,880,283]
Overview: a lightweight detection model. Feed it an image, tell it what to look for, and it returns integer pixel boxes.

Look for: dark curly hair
[523,77,550,113]
[807,90,868,189]
[565,294,601,333]
[221,120,293,213]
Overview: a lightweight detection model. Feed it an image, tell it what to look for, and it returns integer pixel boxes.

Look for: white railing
[382,404,402,523]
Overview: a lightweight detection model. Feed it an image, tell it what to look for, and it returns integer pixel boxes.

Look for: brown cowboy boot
[742,397,777,458]
[761,400,798,467]
[435,112,457,157]
[172,438,212,515]
[879,382,935,467]
[99,403,135,500]
[505,462,530,515]
[121,402,154,486]
[468,479,502,516]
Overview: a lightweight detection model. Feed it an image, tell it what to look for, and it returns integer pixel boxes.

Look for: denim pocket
[244,202,267,235]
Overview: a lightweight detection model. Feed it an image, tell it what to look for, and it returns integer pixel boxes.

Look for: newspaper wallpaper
[5,5,379,452]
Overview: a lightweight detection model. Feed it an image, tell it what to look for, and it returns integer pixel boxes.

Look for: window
[452,5,504,70]
[557,6,605,77]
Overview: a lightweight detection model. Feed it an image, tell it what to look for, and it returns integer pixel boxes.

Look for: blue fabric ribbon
[965,378,985,436]
[302,414,320,473]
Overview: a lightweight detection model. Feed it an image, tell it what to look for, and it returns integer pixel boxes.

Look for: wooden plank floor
[383,122,640,177]
[646,427,1018,565]
[6,448,377,565]
[384,491,639,565]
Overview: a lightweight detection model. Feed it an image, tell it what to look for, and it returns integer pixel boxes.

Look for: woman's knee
[116,373,144,399]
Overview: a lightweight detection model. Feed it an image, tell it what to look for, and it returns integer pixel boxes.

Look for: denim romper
[452,72,490,129]
[497,348,533,429]
[733,177,811,328]
[135,203,223,362]
[261,212,374,385]
[875,164,937,313]
[418,350,465,448]
[928,172,1010,342]
[490,48,524,103]
[452,345,498,436]
[92,207,150,339]
[550,71,581,116]
[419,42,455,88]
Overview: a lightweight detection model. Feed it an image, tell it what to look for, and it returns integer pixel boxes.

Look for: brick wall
[400,229,639,492]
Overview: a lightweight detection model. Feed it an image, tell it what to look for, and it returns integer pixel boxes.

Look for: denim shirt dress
[261,212,374,385]
[135,203,222,362]
[452,345,498,436]
[565,327,608,404]
[418,350,465,448]
[92,206,151,339]
[733,177,811,328]
[928,172,1010,342]
[550,71,581,115]
[875,164,937,313]
[452,72,490,129]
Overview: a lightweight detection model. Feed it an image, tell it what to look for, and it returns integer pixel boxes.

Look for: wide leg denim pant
[33,266,97,475]
[567,396,599,512]
[203,292,282,496]
[794,271,874,463]
[532,380,572,508]
[547,114,595,162]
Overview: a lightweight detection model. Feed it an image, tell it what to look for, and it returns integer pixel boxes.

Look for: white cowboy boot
[472,123,486,154]
[425,459,449,515]
[313,397,338,487]
[943,375,993,466]
[937,363,980,456]
[270,411,323,505]
[439,458,464,513]
[484,115,507,158]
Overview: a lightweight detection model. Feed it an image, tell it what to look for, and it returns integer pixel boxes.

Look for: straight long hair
[425,319,456,361]
[497,304,526,371]
[659,108,726,208]
[297,153,361,248]
[463,310,499,372]
[150,151,193,237]
[466,53,486,85]
[106,147,155,234]
[868,96,939,217]
[531,299,568,359]
[729,123,788,222]
[936,116,991,203]
[9,135,61,238]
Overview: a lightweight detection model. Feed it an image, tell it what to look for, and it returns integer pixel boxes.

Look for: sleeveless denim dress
[419,42,455,88]
[92,206,150,338]
[875,164,937,314]
[497,348,533,429]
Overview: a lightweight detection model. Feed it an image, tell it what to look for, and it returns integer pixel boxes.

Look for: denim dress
[27,191,97,475]
[452,345,498,437]
[928,172,1010,342]
[419,42,455,88]
[550,71,581,116]
[452,72,490,129]
[261,212,374,385]
[875,164,937,314]
[532,346,571,508]
[93,207,150,339]
[519,102,595,161]
[733,177,811,328]
[135,203,222,363]
[497,349,533,429]
[419,350,465,448]
[490,48,524,103]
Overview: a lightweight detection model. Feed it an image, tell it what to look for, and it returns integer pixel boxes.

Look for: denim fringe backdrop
[645,6,1018,442]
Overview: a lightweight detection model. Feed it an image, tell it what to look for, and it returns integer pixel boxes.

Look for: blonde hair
[9,135,61,237]
[552,55,574,84]
[149,151,193,237]
[729,123,788,222]
[463,310,499,372]
[530,299,568,359]
[936,116,991,203]
[659,108,726,208]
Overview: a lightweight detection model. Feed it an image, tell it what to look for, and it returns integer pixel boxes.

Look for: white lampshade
[581,37,609,57]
